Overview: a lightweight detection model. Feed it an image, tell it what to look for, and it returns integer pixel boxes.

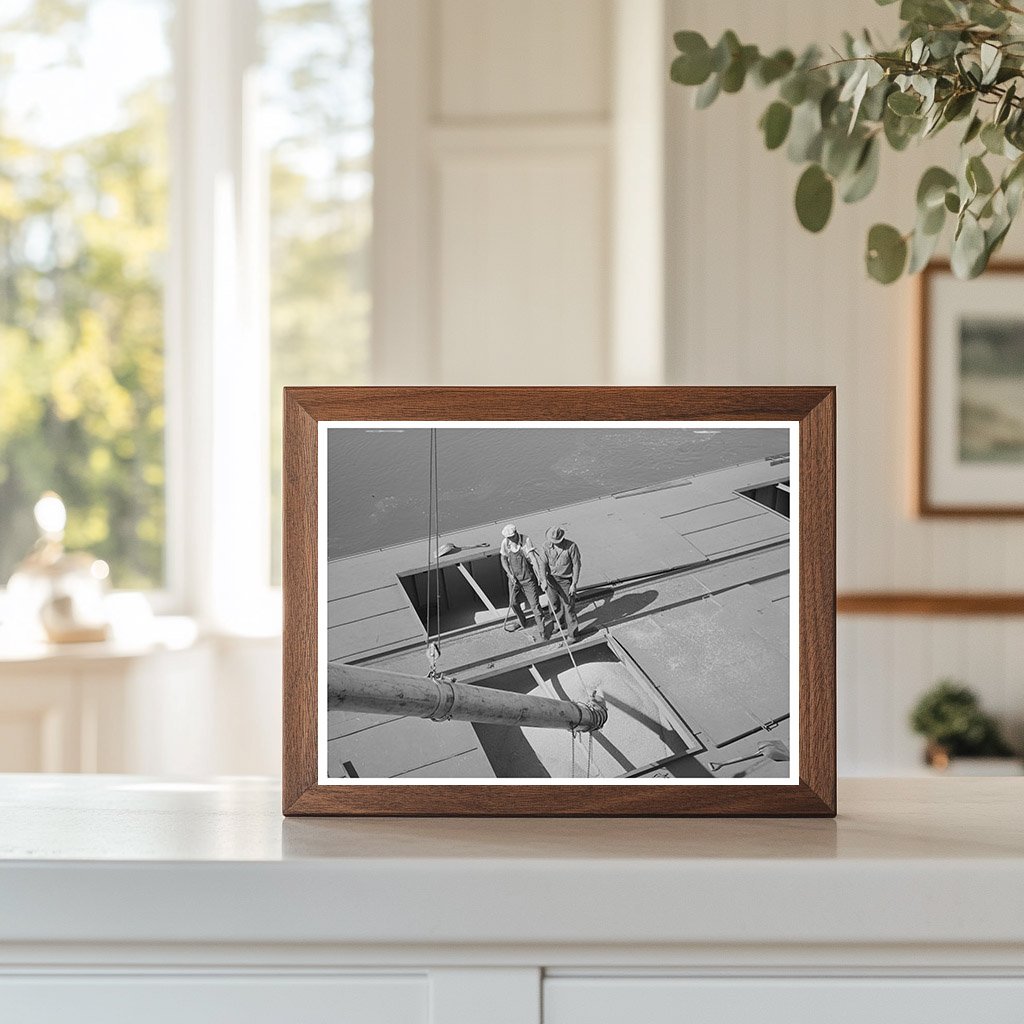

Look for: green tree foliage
[263,0,372,580]
[671,0,1024,283]
[0,0,373,590]
[0,2,169,587]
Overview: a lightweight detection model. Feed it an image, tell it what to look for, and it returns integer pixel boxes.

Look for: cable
[433,429,440,647]
[424,428,443,676]
[425,430,434,650]
[549,600,593,778]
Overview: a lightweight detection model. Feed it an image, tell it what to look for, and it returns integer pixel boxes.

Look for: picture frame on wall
[917,261,1024,517]
[282,387,836,817]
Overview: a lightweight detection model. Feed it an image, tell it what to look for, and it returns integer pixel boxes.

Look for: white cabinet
[545,977,1024,1024]
[0,975,428,1024]
[1,777,1022,1023]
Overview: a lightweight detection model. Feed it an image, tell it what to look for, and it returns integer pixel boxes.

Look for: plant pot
[923,744,1023,776]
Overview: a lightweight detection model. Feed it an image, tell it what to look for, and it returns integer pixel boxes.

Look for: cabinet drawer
[0,974,427,1024]
[544,977,1024,1024]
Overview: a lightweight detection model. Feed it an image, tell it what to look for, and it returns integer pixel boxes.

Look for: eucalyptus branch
[670,0,1024,283]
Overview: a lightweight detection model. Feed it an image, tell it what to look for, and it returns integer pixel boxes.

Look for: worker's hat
[546,526,565,542]
[501,523,518,538]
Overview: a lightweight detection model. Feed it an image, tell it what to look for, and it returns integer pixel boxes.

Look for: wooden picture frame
[916,260,1024,517]
[283,387,836,816]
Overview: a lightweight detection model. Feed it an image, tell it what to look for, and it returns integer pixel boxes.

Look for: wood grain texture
[282,387,836,817]
[916,260,1024,518]
[282,391,318,812]
[838,592,1024,616]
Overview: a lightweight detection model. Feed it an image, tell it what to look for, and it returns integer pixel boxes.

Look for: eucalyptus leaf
[920,199,946,235]
[822,128,864,178]
[927,30,963,60]
[779,74,807,106]
[760,102,793,150]
[981,121,1006,155]
[942,91,974,122]
[721,44,759,92]
[1006,172,1024,217]
[671,43,712,87]
[710,31,740,73]
[903,0,958,28]
[861,79,892,122]
[820,85,841,126]
[787,100,823,162]
[866,223,908,283]
[908,221,943,273]
[884,106,922,150]
[694,73,721,109]
[996,82,1017,124]
[970,2,1009,29]
[914,75,937,111]
[967,154,995,195]
[795,164,834,232]
[951,211,986,278]
[922,103,946,136]
[917,166,957,210]
[842,137,881,203]
[962,115,983,145]
[1003,158,1024,214]
[980,42,1003,86]
[888,90,921,115]
[754,49,795,87]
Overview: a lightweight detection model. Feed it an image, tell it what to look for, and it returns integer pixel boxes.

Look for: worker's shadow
[581,588,659,631]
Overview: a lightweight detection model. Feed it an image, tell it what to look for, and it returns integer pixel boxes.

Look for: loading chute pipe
[328,662,608,734]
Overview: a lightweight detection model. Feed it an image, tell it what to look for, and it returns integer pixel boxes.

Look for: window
[261,0,373,582]
[0,0,172,589]
[0,0,374,622]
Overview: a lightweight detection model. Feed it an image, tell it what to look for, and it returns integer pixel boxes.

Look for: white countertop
[2,775,1022,951]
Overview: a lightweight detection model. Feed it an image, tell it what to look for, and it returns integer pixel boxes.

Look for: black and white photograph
[319,423,797,784]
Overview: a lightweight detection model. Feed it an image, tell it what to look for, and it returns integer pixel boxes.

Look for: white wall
[665,0,1024,772]
[373,0,666,386]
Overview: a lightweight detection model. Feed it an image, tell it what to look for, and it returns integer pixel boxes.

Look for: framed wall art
[282,387,836,816]
[917,261,1024,517]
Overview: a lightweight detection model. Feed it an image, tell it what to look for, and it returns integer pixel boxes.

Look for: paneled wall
[375,0,615,385]
[665,0,1024,772]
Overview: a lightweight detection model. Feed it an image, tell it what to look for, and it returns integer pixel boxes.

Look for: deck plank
[683,512,789,557]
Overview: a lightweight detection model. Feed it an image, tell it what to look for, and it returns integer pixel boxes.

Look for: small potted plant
[910,680,1019,773]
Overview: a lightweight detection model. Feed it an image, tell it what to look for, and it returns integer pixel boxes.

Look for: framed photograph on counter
[918,261,1024,516]
[282,387,835,817]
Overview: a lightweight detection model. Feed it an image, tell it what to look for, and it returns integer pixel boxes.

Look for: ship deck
[326,453,793,780]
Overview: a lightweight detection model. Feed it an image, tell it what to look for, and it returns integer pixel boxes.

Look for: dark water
[327,427,788,559]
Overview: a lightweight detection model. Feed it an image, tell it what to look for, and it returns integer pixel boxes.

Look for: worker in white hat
[541,525,582,641]
[499,524,548,641]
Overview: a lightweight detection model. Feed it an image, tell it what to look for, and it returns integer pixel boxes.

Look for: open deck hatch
[398,553,510,633]
[740,479,790,518]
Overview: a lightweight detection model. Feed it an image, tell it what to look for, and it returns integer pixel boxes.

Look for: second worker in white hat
[499,524,548,641]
